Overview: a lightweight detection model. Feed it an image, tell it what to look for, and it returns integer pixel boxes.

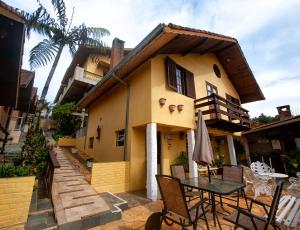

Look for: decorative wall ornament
[177,104,184,112]
[159,98,167,106]
[169,104,176,112]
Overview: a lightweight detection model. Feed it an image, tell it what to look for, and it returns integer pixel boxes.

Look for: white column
[241,137,251,165]
[187,129,198,178]
[146,123,157,200]
[227,135,237,165]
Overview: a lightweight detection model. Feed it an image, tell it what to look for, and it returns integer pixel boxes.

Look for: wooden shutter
[165,57,177,91]
[184,70,196,99]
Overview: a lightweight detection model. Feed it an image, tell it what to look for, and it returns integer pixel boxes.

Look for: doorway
[157,131,162,174]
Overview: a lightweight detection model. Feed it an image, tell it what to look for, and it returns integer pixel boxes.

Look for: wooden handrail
[194,93,251,128]
[45,150,60,198]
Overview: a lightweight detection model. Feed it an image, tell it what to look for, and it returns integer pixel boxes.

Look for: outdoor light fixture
[159,98,166,106]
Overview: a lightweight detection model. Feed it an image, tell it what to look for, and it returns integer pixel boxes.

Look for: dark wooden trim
[194,93,251,132]
[182,37,208,56]
[200,41,224,55]
[215,43,236,54]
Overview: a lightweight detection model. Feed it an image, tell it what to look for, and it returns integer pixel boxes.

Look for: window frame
[206,81,218,96]
[116,129,125,147]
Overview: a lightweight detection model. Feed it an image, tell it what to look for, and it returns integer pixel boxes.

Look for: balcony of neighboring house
[194,93,251,132]
[57,66,102,104]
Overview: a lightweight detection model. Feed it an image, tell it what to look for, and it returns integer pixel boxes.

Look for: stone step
[25,209,57,230]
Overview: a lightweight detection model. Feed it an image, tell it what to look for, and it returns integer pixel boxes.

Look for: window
[116,129,125,146]
[165,57,196,99]
[206,82,218,96]
[89,137,94,149]
[213,64,221,78]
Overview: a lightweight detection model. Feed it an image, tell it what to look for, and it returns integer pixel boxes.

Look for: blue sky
[6,0,300,117]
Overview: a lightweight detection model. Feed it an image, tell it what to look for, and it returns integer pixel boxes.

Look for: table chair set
[146,163,300,230]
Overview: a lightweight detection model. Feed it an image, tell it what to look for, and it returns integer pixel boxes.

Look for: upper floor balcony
[58,66,102,104]
[194,93,251,132]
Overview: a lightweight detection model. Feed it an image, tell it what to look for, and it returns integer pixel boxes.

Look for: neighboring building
[76,23,264,200]
[54,45,131,104]
[243,105,300,174]
[7,70,37,144]
[0,1,25,150]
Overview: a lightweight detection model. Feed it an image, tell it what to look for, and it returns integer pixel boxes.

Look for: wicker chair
[224,181,284,230]
[156,175,209,230]
[170,164,203,201]
[217,165,245,207]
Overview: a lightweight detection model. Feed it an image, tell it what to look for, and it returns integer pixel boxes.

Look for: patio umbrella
[193,110,214,182]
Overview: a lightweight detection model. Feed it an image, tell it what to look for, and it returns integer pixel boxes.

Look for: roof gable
[78,23,264,108]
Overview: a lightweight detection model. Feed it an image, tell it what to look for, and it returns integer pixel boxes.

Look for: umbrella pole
[207,165,211,183]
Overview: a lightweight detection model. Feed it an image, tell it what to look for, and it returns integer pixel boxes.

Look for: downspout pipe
[112,73,130,161]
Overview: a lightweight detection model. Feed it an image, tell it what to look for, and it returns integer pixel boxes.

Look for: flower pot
[169,104,176,112]
[177,104,184,112]
[159,98,167,106]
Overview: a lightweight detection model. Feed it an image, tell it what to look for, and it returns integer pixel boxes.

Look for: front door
[157,132,162,174]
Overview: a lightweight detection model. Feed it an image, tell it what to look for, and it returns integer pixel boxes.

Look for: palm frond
[69,24,109,48]
[51,0,68,29]
[29,39,59,69]
[68,42,77,57]
[87,27,110,40]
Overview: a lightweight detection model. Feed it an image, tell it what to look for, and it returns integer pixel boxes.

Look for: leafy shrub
[52,102,81,137]
[52,132,64,141]
[174,151,189,172]
[0,164,32,177]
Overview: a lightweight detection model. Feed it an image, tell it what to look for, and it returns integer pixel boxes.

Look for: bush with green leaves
[21,124,49,174]
[52,102,81,137]
[174,151,189,172]
[0,164,32,177]
[281,149,300,176]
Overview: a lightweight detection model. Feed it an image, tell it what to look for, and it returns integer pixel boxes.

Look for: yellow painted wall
[57,137,75,147]
[85,52,242,192]
[151,53,240,128]
[85,61,151,163]
[0,176,35,228]
[128,127,146,191]
[75,136,86,152]
[91,162,130,193]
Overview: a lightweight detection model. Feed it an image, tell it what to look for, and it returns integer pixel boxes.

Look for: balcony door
[206,82,219,119]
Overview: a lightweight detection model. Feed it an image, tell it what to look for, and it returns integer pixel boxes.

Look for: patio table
[181,176,245,229]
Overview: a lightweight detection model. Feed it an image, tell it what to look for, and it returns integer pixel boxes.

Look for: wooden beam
[200,41,224,55]
[215,43,236,54]
[182,38,208,56]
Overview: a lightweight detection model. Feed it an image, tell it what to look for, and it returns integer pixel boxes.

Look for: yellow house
[77,23,264,200]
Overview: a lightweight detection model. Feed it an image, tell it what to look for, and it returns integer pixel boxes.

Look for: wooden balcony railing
[44,150,60,198]
[194,93,251,131]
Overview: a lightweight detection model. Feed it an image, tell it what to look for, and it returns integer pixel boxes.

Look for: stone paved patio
[90,191,300,230]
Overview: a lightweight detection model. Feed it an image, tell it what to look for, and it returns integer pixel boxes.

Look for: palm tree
[22,0,110,100]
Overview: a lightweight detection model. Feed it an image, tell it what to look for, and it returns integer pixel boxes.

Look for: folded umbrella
[193,110,214,182]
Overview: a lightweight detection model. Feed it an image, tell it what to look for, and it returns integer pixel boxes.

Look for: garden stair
[51,147,122,229]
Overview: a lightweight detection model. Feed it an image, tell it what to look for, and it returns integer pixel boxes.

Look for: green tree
[252,113,278,124]
[22,0,110,100]
[52,102,81,137]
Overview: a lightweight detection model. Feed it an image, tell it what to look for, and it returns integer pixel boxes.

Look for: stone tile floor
[90,191,300,230]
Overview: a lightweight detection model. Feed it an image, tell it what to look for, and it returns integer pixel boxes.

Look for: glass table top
[181,176,245,195]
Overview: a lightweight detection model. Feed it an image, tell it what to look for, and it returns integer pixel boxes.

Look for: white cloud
[5,0,300,117]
